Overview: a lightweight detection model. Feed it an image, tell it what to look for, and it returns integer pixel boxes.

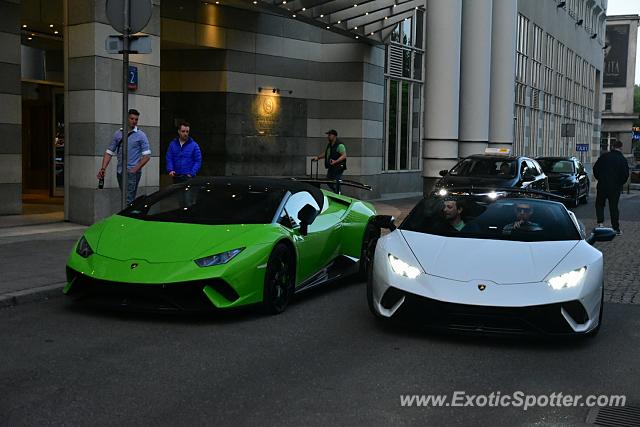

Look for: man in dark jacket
[593,140,629,234]
[313,129,346,194]
[166,121,202,184]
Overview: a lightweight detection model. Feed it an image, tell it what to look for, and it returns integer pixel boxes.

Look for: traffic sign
[105,35,152,54]
[576,144,589,152]
[128,66,138,90]
[106,0,153,34]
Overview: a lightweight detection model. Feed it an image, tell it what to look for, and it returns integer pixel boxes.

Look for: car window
[449,158,516,178]
[282,191,320,227]
[121,184,285,225]
[400,197,580,242]
[538,159,575,174]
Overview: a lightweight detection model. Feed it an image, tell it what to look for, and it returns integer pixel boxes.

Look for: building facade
[1,0,608,224]
[600,14,639,153]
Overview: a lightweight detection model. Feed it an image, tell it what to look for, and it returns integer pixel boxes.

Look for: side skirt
[295,255,359,294]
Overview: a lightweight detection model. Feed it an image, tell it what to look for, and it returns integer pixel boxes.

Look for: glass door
[52,89,64,197]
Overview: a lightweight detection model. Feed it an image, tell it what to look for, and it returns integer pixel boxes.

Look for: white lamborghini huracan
[367,190,616,336]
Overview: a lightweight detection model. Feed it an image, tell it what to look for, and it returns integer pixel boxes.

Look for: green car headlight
[547,266,586,290]
[388,254,420,279]
[195,248,244,267]
[76,236,94,258]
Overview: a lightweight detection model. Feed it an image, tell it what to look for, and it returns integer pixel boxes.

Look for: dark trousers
[595,187,621,230]
[116,171,142,205]
[172,174,191,184]
[327,168,344,194]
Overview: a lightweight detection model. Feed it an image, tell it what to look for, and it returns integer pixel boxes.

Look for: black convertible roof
[171,176,325,210]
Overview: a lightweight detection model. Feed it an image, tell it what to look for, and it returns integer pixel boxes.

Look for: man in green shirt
[442,200,465,232]
[313,129,346,194]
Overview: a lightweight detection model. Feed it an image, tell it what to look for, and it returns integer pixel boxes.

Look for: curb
[0,282,65,308]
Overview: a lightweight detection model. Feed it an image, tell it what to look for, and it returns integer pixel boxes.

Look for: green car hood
[95,215,272,263]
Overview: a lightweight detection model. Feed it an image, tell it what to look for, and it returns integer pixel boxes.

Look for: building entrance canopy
[253,0,425,43]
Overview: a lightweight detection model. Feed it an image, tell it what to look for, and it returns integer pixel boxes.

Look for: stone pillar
[65,0,160,225]
[0,0,21,214]
[423,0,462,194]
[458,0,492,158]
[489,0,517,149]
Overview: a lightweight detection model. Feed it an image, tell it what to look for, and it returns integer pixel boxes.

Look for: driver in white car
[502,202,543,234]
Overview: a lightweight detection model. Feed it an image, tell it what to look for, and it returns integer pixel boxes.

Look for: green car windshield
[121,184,286,225]
[401,197,580,242]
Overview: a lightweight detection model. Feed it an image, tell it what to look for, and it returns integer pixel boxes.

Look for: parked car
[434,149,549,194]
[367,189,616,337]
[536,156,589,207]
[65,176,379,314]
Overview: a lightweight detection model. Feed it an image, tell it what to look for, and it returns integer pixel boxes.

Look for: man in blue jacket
[166,121,202,184]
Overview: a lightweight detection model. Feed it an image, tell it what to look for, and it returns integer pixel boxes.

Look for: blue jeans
[327,168,344,194]
[117,171,142,205]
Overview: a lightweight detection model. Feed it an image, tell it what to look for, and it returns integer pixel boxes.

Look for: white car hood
[399,230,580,284]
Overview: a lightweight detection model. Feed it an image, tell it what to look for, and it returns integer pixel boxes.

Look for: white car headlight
[388,254,421,279]
[547,266,586,290]
[195,248,244,267]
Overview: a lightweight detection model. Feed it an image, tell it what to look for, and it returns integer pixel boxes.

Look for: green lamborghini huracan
[65,176,379,313]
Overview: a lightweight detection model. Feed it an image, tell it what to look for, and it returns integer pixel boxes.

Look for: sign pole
[121,0,130,209]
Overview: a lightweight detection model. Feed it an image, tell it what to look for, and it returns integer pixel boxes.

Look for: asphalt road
[2,192,640,426]
[1,280,640,426]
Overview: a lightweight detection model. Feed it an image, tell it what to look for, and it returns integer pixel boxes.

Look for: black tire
[262,243,295,315]
[358,222,381,280]
[586,286,604,338]
[572,187,580,208]
[579,181,589,204]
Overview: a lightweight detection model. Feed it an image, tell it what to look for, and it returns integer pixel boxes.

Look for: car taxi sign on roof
[484,147,512,155]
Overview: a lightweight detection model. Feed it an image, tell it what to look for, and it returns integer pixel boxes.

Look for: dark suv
[536,156,589,207]
[435,154,549,193]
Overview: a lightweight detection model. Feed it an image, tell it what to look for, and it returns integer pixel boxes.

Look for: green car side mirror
[298,204,319,236]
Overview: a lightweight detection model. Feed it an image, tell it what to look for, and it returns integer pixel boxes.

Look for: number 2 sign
[128,66,138,91]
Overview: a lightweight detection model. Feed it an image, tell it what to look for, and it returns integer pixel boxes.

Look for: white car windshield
[401,197,581,242]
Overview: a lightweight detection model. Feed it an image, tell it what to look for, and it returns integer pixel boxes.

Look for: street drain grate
[586,405,640,426]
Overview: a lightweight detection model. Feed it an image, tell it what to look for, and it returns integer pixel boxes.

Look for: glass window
[400,197,581,242]
[122,184,285,225]
[538,159,575,174]
[413,52,422,80]
[401,18,412,46]
[387,80,398,170]
[604,93,612,111]
[282,191,320,227]
[411,84,421,170]
[400,82,410,169]
[414,10,423,49]
[449,158,517,178]
[402,49,411,78]
[391,24,401,43]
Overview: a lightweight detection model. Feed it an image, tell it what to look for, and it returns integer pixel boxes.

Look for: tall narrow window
[400,82,410,169]
[383,8,424,172]
[387,80,398,170]
[604,93,612,111]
